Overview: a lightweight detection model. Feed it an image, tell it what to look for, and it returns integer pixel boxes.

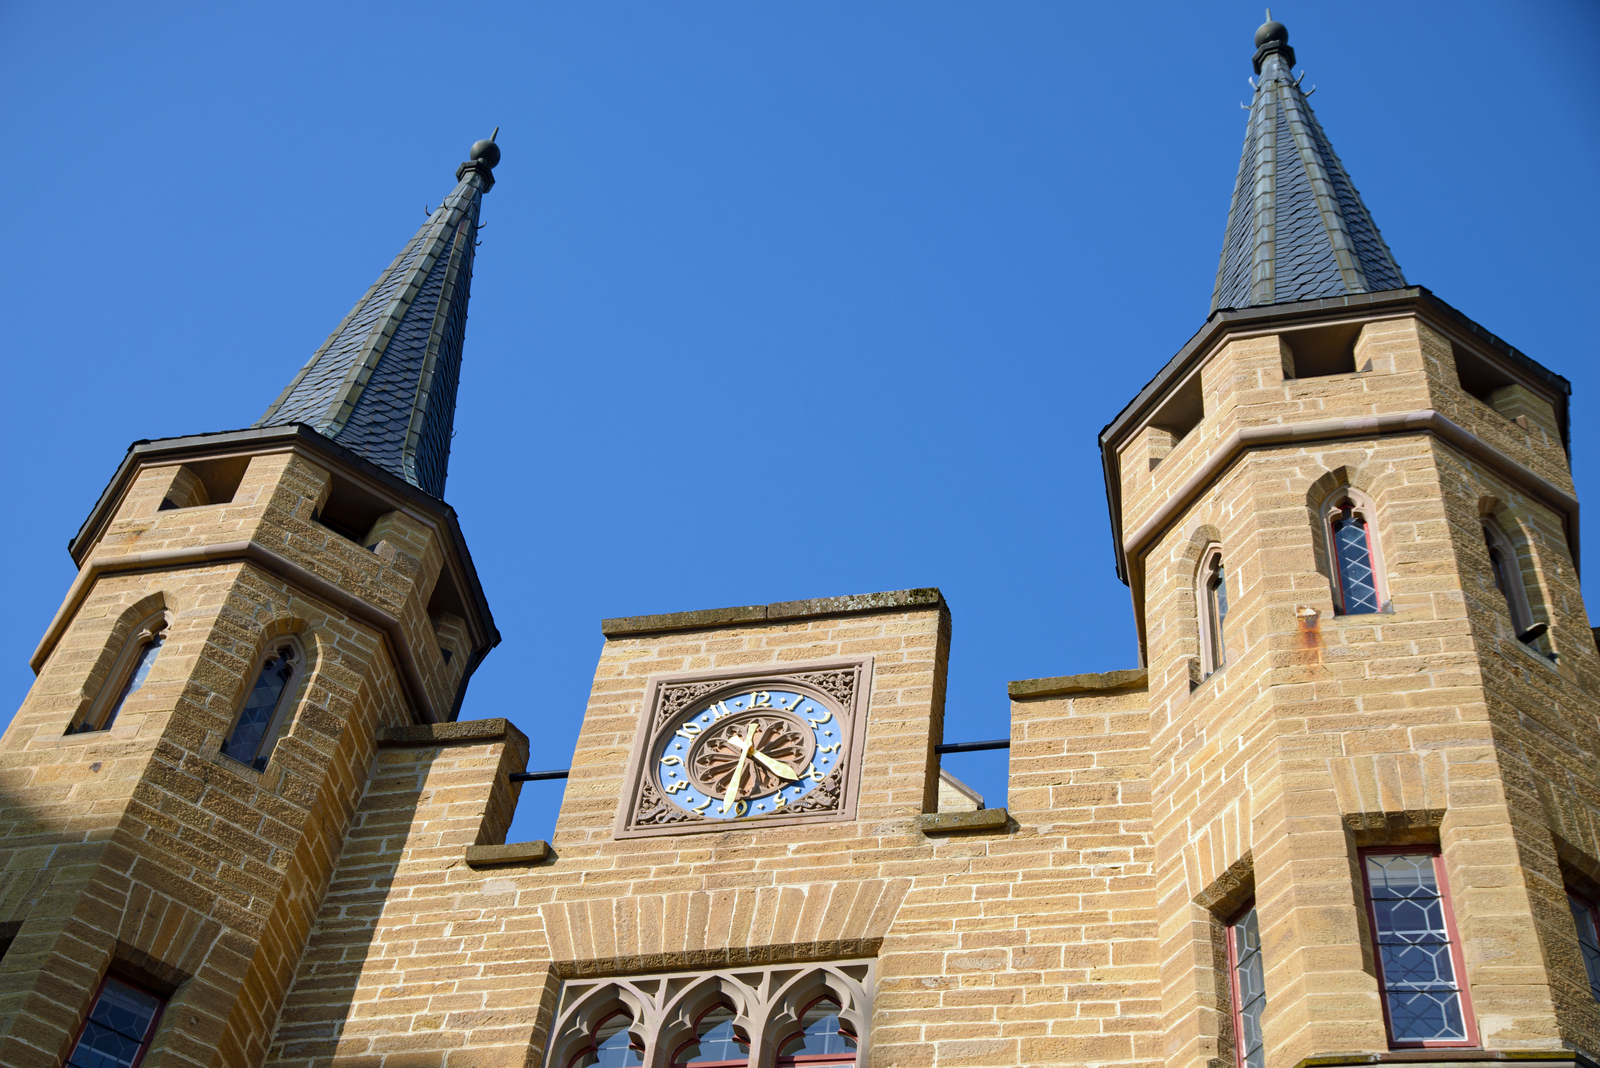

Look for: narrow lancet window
[71,617,167,735]
[1329,499,1381,614]
[1482,520,1540,642]
[1198,547,1229,678]
[221,641,302,772]
[1568,890,1600,1005]
[1228,905,1266,1068]
[1361,851,1473,1046]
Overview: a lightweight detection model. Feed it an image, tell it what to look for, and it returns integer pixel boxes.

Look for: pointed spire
[256,133,501,498]
[1211,17,1404,312]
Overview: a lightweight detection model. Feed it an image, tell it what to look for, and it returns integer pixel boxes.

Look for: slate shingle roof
[1211,34,1405,311]
[256,155,493,499]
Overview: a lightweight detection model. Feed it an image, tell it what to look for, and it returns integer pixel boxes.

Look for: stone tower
[0,140,503,1068]
[1098,16,1600,1068]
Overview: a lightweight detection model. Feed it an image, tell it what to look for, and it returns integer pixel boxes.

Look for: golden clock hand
[721,729,751,814]
[752,750,799,781]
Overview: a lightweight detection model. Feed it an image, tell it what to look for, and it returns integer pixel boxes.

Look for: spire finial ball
[470,138,501,170]
[1255,18,1288,48]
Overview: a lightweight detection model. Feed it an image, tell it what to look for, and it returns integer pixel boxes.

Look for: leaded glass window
[1363,852,1472,1045]
[1228,906,1266,1068]
[65,976,165,1068]
[777,996,857,1065]
[220,642,301,772]
[571,1013,644,1068]
[673,1004,748,1066]
[1567,890,1600,1004]
[1200,548,1229,677]
[1330,500,1381,614]
[98,635,163,732]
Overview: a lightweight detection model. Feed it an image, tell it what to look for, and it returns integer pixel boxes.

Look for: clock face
[654,689,844,820]
[617,659,871,837]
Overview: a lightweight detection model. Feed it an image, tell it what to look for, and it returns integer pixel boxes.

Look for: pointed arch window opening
[1482,519,1547,652]
[1325,495,1387,616]
[671,1002,750,1068]
[776,995,858,1066]
[70,615,168,735]
[568,1011,645,1068]
[1198,547,1229,679]
[220,639,304,773]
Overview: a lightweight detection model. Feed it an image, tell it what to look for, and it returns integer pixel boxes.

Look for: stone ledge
[602,588,944,638]
[464,841,550,867]
[1008,668,1147,699]
[553,938,883,978]
[379,718,514,746]
[916,808,1010,835]
[1292,1052,1594,1068]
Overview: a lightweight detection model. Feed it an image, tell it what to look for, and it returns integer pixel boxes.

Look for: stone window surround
[218,634,308,773]
[1318,485,1389,615]
[1196,543,1228,678]
[69,608,169,735]
[1482,514,1536,637]
[547,959,874,1068]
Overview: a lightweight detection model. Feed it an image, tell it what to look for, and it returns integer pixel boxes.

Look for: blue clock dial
[654,689,843,820]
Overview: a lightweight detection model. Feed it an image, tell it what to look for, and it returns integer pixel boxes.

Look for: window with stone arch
[220,635,306,772]
[545,961,874,1068]
[69,609,168,735]
[1196,544,1229,678]
[1320,488,1386,615]
[1481,515,1539,641]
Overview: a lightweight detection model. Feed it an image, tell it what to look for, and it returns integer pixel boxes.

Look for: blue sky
[2,2,1597,844]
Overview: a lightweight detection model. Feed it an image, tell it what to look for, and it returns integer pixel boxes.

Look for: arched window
[1197,547,1229,678]
[70,615,167,735]
[1482,519,1538,641]
[567,1011,644,1068]
[776,996,858,1066]
[671,1003,749,1067]
[1323,493,1384,615]
[220,639,304,772]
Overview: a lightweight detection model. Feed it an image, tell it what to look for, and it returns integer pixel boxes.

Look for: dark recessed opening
[1283,322,1363,378]
[315,474,391,545]
[1453,342,1518,404]
[1149,374,1204,442]
[185,455,251,506]
[427,573,468,624]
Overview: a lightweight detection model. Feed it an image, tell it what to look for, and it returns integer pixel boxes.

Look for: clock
[616,658,872,837]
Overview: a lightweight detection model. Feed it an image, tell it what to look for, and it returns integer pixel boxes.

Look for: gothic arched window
[1197,547,1229,678]
[671,1003,749,1067]
[70,614,167,735]
[1482,519,1537,640]
[220,639,304,772]
[776,996,858,1066]
[1323,493,1384,615]
[568,1012,644,1068]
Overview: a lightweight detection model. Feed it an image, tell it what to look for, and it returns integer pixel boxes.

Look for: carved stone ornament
[615,657,873,839]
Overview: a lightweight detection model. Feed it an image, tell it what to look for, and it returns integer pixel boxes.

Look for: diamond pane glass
[1366,854,1467,1042]
[221,650,296,771]
[1333,514,1380,614]
[66,978,163,1068]
[1567,892,1600,1003]
[1230,907,1266,1068]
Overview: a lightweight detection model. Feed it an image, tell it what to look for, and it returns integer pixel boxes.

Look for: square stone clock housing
[614,656,874,838]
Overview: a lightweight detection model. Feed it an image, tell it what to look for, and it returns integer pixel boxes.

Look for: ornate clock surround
[615,656,874,839]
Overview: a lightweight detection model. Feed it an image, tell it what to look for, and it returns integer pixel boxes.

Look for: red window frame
[1224,902,1263,1068]
[66,973,167,1068]
[774,994,859,1066]
[1358,847,1477,1049]
[1566,886,1600,1001]
[1328,500,1381,615]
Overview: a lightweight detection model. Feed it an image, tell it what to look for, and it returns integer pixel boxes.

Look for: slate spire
[256,135,501,498]
[1211,18,1404,312]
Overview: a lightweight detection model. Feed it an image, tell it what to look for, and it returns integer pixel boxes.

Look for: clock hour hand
[721,729,751,814]
[752,750,799,781]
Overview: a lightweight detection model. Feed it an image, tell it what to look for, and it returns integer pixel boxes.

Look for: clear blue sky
[2,3,1597,844]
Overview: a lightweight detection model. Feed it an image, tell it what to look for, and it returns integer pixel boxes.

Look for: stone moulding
[916,808,1010,835]
[465,841,549,866]
[601,587,944,638]
[32,538,444,723]
[1007,667,1149,699]
[614,656,874,839]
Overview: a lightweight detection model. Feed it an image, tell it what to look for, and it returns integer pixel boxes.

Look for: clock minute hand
[721,729,751,814]
[752,750,799,781]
